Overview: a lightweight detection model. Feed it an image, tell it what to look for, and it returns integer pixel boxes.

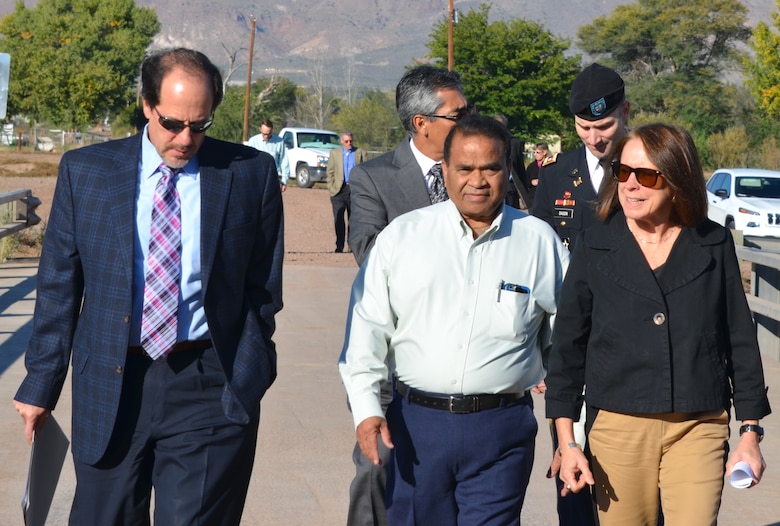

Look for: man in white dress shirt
[339,114,569,524]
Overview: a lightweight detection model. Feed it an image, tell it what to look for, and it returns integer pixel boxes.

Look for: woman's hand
[726,430,766,488]
[558,445,595,496]
[554,417,595,496]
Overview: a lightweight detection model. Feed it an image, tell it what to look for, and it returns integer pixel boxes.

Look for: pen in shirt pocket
[497,280,530,302]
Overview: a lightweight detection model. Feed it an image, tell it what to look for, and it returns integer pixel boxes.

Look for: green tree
[329,89,404,152]
[209,76,297,143]
[577,0,750,135]
[426,4,580,141]
[745,0,780,118]
[0,0,159,128]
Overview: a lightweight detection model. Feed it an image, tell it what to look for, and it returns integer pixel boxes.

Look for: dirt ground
[0,150,357,267]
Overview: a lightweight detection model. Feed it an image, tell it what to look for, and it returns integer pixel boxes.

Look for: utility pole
[242,15,256,143]
[447,0,454,71]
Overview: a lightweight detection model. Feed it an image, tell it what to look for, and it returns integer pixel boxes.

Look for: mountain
[0,0,776,89]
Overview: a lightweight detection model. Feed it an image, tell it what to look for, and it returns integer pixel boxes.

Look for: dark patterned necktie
[141,164,181,360]
[427,163,448,203]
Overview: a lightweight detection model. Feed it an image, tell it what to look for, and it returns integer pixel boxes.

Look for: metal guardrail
[736,244,780,362]
[0,189,41,239]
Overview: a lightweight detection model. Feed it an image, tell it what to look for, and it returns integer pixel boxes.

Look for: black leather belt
[128,339,212,356]
[396,380,530,414]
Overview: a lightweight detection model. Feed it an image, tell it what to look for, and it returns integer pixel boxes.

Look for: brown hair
[595,123,708,227]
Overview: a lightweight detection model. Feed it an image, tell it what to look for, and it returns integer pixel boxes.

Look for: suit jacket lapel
[198,140,232,291]
[576,147,597,200]
[592,211,718,302]
[393,139,432,209]
[107,137,142,282]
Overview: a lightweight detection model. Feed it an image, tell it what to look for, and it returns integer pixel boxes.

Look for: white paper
[728,461,755,489]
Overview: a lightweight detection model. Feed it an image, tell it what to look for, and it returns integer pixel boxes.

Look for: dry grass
[0,157,59,178]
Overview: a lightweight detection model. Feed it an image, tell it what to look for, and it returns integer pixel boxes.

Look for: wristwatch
[739,424,764,442]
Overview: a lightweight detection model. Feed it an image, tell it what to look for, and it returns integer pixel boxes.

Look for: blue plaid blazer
[14,133,284,464]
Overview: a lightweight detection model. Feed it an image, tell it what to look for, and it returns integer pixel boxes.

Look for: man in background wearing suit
[326,131,368,253]
[13,48,284,525]
[348,65,469,266]
[343,64,468,526]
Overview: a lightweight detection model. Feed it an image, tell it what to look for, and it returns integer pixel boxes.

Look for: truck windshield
[298,133,340,148]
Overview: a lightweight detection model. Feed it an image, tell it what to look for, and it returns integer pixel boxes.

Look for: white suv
[279,127,340,188]
[706,168,780,237]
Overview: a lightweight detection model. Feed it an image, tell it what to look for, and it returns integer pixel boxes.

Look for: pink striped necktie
[140,164,181,360]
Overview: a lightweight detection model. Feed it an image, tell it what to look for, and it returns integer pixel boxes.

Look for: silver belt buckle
[448,395,478,414]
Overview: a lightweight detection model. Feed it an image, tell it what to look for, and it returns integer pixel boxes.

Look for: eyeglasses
[611,161,664,188]
[153,107,213,134]
[422,105,474,122]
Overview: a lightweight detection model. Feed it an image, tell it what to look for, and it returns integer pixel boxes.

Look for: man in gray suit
[348,65,469,266]
[13,48,283,525]
[344,64,468,526]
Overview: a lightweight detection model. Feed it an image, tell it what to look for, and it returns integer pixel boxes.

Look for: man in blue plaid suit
[13,48,283,525]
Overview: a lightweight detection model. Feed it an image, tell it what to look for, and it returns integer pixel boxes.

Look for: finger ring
[566,484,571,490]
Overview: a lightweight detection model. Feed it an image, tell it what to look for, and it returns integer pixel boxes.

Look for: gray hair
[396,65,463,135]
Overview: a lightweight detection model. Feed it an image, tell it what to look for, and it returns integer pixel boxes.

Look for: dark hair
[443,114,510,167]
[596,123,708,227]
[396,65,463,134]
[260,118,273,129]
[534,142,549,151]
[141,48,224,113]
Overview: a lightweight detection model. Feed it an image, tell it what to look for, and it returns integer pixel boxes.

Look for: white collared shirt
[339,201,569,428]
[585,147,605,193]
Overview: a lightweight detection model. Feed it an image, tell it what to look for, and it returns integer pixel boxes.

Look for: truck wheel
[296,164,315,188]
[725,217,735,230]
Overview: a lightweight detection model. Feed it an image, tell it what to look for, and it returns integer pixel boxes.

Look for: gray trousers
[347,439,392,526]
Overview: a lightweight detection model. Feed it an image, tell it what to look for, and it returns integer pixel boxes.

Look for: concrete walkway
[0,260,779,525]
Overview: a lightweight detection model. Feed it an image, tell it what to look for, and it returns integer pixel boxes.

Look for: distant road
[745,236,780,253]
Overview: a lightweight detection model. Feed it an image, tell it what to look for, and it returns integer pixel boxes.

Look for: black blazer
[545,211,771,422]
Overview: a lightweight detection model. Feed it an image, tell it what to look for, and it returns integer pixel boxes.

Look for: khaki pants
[588,409,729,526]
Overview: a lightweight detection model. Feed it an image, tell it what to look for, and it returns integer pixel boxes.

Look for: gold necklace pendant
[627,223,676,244]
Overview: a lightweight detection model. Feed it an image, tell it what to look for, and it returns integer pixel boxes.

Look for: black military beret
[569,63,625,121]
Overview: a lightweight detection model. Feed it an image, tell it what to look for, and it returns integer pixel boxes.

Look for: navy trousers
[70,346,260,526]
[386,390,537,526]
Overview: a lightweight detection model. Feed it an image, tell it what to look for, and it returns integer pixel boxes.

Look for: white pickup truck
[279,127,341,188]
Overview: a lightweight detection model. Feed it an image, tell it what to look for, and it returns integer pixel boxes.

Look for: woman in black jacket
[545,123,770,526]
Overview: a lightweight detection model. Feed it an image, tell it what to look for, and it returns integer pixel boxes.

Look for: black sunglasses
[422,104,474,122]
[611,161,664,188]
[153,107,213,134]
